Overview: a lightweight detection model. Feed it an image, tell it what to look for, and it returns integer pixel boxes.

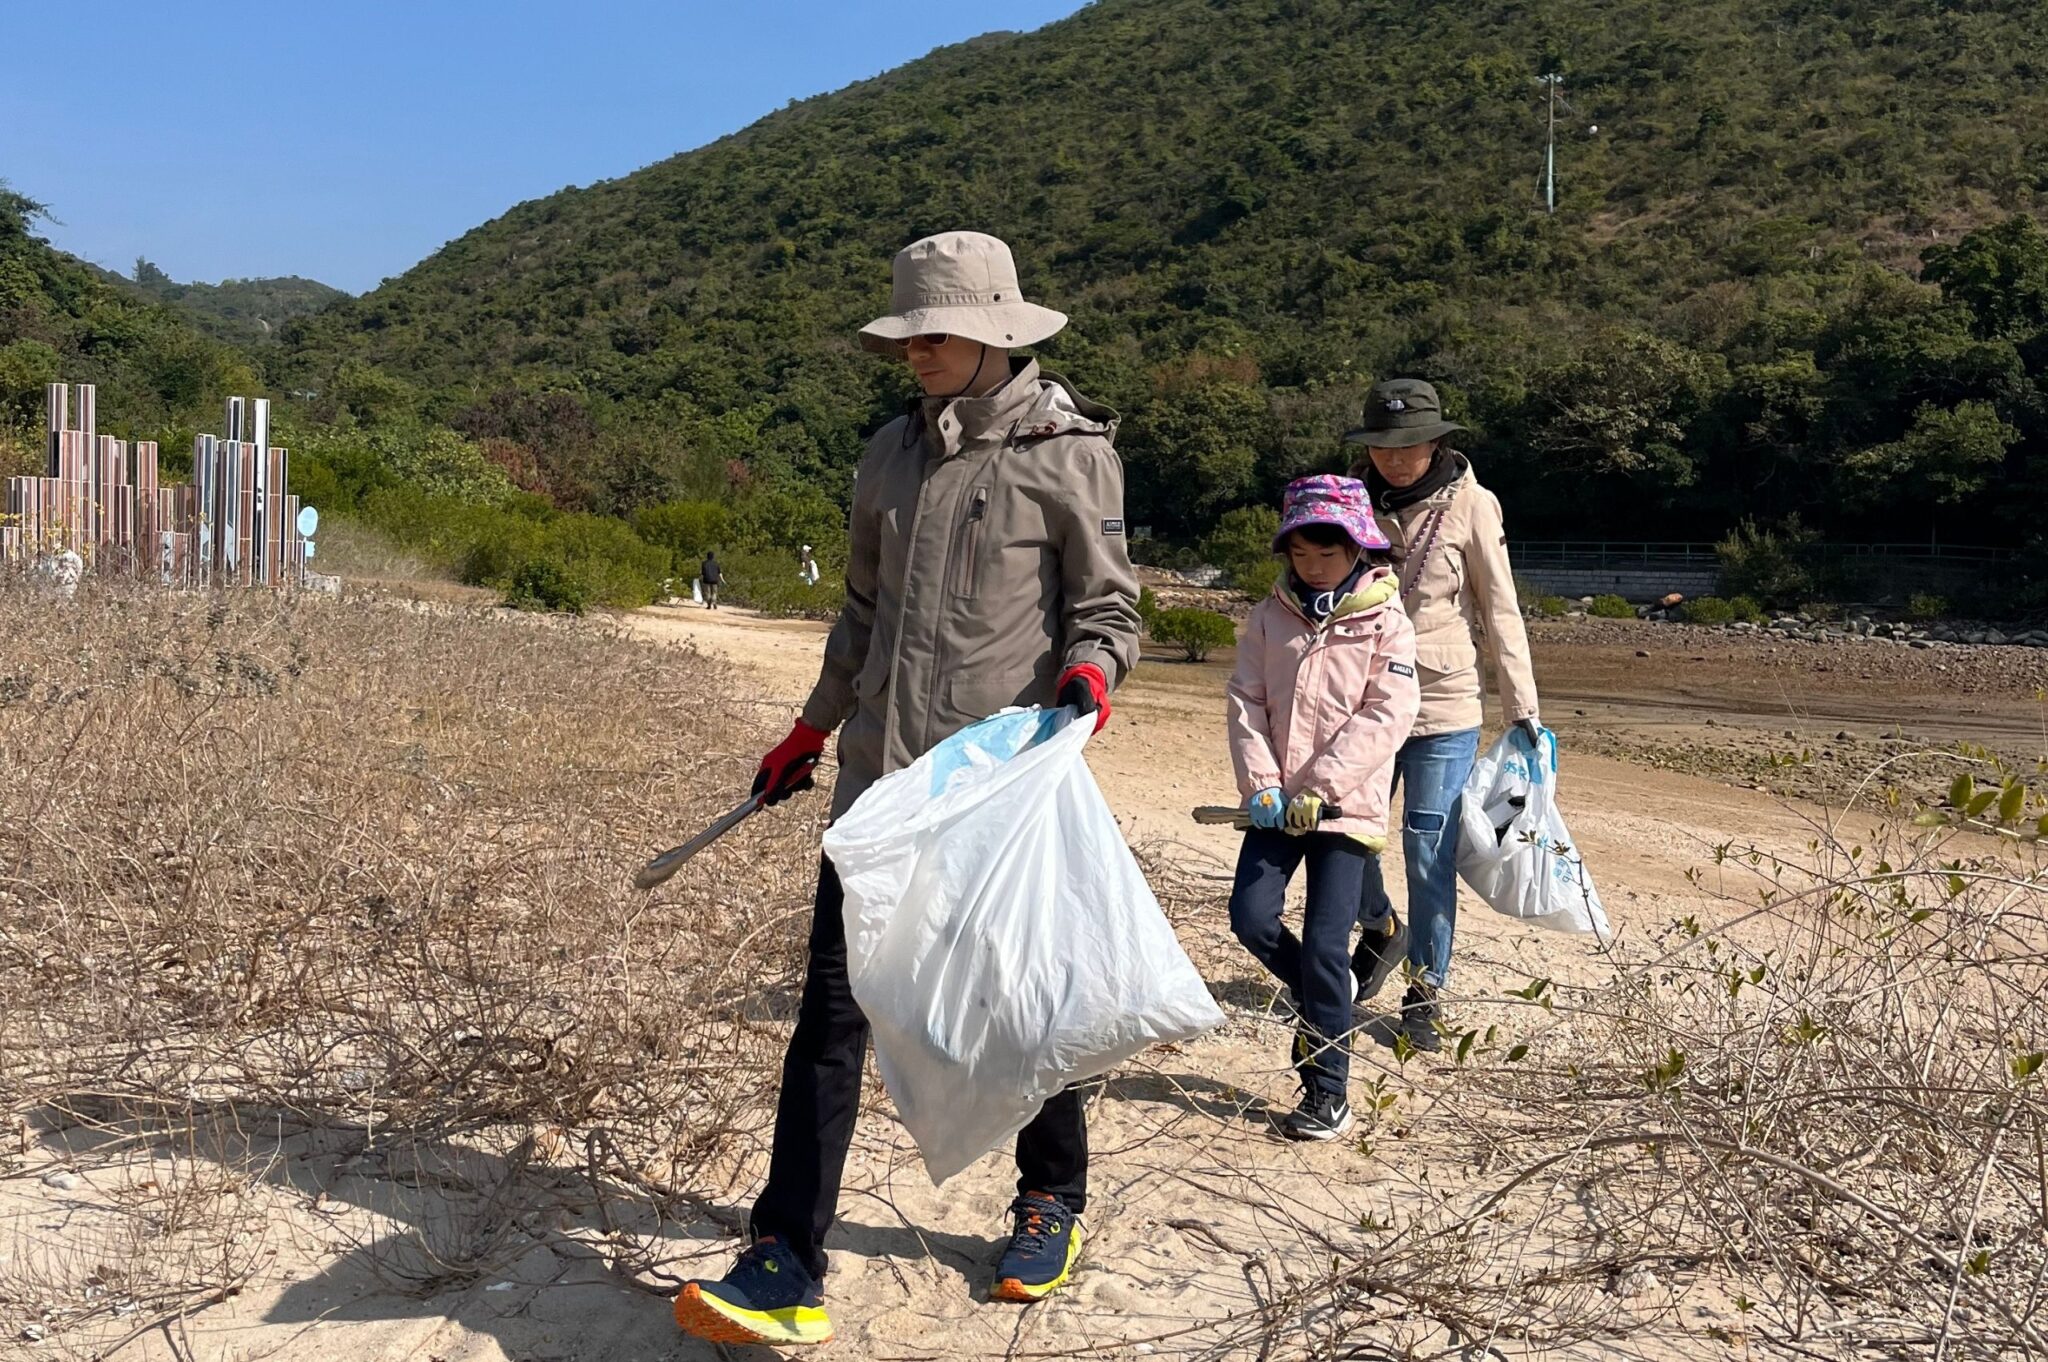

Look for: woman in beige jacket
[1343,379,1541,1052]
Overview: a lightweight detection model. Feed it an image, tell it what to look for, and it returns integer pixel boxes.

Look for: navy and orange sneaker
[991,1191,1083,1303]
[673,1236,833,1347]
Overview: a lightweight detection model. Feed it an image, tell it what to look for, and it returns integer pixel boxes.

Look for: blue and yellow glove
[1248,787,1286,830]
[1285,792,1325,834]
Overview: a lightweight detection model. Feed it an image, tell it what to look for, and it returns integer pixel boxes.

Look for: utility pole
[1538,73,1563,215]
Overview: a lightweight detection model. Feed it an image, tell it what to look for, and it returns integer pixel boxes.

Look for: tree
[1520,330,1725,483]
[1121,376,1272,542]
[1922,215,2048,344]
[0,339,60,422]
[0,181,46,240]
[1844,401,2018,507]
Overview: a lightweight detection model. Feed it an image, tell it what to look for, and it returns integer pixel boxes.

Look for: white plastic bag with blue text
[823,708,1225,1184]
[1456,728,1611,938]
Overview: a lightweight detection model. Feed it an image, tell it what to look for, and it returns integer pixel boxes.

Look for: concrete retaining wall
[1515,566,1719,601]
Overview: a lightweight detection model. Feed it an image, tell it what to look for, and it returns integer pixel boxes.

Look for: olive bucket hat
[1342,378,1468,449]
[858,231,1068,356]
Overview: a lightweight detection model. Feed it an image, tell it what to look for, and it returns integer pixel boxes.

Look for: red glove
[753,720,828,806]
[1056,663,1111,734]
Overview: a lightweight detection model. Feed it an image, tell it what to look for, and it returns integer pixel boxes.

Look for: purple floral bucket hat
[1271,474,1390,552]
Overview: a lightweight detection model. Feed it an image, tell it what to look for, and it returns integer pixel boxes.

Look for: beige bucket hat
[858,231,1068,356]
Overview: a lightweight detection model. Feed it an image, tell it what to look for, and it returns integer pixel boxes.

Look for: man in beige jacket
[1343,379,1541,1053]
[674,232,1142,1349]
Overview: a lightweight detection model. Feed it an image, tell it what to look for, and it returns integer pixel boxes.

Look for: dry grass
[1134,803,2048,1359]
[1,576,2044,1359]
[0,577,819,1352]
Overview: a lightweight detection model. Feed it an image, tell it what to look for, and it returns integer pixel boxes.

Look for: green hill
[111,259,347,347]
[268,3,2031,573]
[277,0,2048,562]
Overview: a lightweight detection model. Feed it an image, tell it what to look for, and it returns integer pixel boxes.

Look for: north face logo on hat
[1384,398,1408,412]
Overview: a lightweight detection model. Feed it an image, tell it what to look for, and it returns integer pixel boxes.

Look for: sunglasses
[912,333,955,346]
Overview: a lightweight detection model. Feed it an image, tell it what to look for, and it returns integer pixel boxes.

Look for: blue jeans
[1229,830,1371,1098]
[1360,727,1481,988]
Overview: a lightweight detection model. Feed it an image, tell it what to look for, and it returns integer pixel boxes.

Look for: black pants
[1228,830,1371,1098]
[750,858,1089,1281]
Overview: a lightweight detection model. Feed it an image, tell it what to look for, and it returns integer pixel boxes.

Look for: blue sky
[2,1,1092,295]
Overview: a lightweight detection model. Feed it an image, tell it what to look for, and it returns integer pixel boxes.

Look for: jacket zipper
[952,485,989,597]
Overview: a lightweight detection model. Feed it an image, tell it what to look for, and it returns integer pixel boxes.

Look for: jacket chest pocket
[951,485,991,598]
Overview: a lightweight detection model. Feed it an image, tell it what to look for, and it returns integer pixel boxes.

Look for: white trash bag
[824,708,1224,1184]
[1456,728,1612,939]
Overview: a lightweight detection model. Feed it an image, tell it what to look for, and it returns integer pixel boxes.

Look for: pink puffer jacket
[1225,568,1422,847]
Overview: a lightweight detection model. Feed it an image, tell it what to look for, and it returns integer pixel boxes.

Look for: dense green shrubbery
[502,556,591,614]
[1136,585,1160,633]
[629,499,733,571]
[1681,596,1735,626]
[1717,518,1819,608]
[351,484,667,610]
[718,549,846,619]
[1150,607,1236,662]
[1589,594,1635,619]
[1533,594,1568,619]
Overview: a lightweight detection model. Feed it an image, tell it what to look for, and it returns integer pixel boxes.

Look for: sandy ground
[13,599,2039,1361]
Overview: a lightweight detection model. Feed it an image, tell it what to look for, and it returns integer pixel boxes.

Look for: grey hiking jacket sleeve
[1052,440,1142,688]
[800,461,880,734]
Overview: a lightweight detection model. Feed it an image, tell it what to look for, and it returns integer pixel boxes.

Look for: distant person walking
[1343,379,1541,1051]
[700,550,723,610]
[798,544,820,587]
[673,231,1140,1348]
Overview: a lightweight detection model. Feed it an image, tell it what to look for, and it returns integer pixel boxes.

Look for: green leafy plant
[502,555,591,614]
[1136,585,1161,633]
[1150,607,1236,662]
[1682,596,1736,625]
[1717,517,1818,607]
[1906,592,1949,623]
[1589,594,1635,619]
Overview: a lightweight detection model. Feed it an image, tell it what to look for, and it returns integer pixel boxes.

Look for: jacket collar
[1271,564,1400,630]
[911,359,1118,458]
[1405,464,1471,512]
[916,358,1047,459]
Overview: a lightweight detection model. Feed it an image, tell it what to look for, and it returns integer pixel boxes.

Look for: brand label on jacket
[1101,518,1124,536]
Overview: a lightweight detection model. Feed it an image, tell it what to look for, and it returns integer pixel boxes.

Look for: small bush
[1717,516,1818,606]
[1136,585,1160,633]
[1234,557,1284,601]
[1202,506,1282,581]
[630,499,733,567]
[1150,607,1237,662]
[720,549,846,620]
[1907,592,1949,623]
[502,556,591,614]
[1589,594,1635,619]
[1535,594,1569,618]
[1729,594,1766,623]
[1681,596,1736,625]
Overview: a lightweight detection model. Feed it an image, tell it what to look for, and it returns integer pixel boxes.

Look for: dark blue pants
[1228,830,1371,1099]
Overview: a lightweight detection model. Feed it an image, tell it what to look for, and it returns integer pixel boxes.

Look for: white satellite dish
[297,505,320,537]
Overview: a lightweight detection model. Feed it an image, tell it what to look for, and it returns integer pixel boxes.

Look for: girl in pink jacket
[1225,475,1421,1141]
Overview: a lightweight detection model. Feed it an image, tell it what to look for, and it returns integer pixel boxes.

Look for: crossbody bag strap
[1397,505,1450,604]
